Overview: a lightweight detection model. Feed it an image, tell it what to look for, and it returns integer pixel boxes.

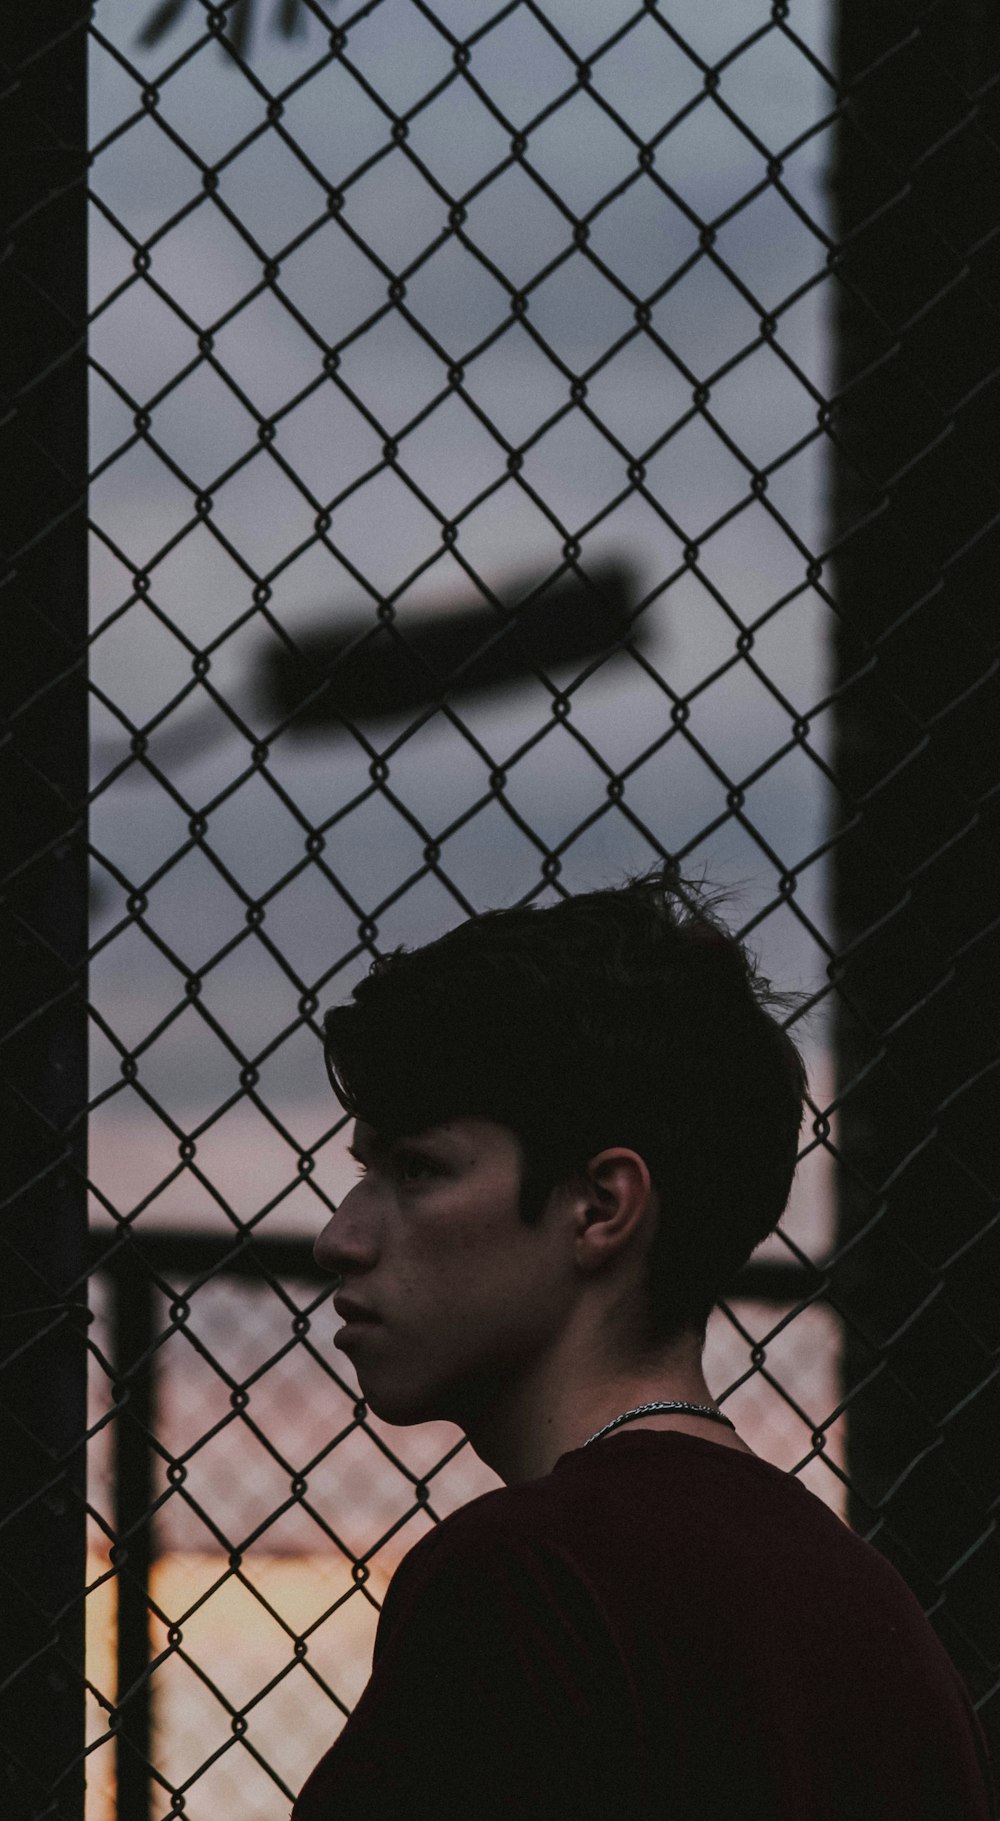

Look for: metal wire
[3,1,999,1815]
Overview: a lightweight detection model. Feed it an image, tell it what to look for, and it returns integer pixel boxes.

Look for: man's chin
[355,1378,451,1430]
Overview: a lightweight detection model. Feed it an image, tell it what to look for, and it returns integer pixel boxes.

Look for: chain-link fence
[3,1,999,1816]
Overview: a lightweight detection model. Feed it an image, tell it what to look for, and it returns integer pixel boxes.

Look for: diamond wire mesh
[3,0,998,1815]
[81,6,847,1811]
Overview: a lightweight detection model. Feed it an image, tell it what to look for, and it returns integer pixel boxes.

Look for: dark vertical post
[111,1252,157,1821]
[0,6,90,1820]
[830,0,1000,1760]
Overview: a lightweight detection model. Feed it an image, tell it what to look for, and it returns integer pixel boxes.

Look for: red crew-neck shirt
[293,1430,996,1819]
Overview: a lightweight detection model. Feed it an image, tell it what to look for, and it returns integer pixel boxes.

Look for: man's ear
[570,1148,655,1274]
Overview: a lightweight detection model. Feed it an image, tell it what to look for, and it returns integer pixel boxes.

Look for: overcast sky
[87,0,837,1237]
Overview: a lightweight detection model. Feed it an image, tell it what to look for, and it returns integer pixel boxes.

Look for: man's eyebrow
[347,1130,390,1163]
[348,1128,450,1162]
[347,1137,377,1162]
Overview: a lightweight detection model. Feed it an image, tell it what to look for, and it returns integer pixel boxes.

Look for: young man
[293,874,995,1819]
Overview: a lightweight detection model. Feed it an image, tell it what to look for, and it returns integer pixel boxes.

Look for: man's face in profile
[314,1117,573,1428]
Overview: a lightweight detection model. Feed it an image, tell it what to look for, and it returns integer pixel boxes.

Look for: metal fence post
[831,0,1000,1754]
[110,1249,157,1821]
[0,6,90,1817]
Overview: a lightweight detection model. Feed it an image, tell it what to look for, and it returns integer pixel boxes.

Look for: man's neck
[462,1334,751,1485]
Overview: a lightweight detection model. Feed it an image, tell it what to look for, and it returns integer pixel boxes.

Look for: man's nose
[313,1189,379,1277]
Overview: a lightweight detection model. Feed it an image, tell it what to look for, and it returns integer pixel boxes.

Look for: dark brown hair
[323,870,807,1344]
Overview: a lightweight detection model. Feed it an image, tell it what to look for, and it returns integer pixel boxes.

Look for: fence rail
[89,1229,830,1821]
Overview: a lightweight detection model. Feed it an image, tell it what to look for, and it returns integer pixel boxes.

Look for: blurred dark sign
[262,560,641,727]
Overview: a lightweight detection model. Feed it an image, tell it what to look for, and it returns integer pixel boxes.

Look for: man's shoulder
[396,1469,567,1585]
[395,1436,824,1589]
[372,1469,604,1679]
[389,1433,920,1616]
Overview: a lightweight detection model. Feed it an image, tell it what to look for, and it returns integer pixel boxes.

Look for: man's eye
[395,1153,437,1183]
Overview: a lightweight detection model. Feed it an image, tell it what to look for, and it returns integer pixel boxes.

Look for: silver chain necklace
[583,1400,736,1447]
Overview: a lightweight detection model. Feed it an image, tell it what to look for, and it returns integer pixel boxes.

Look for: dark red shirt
[293,1431,996,1819]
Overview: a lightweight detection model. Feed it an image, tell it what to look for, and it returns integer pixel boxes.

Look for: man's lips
[333,1294,378,1323]
[332,1295,381,1343]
